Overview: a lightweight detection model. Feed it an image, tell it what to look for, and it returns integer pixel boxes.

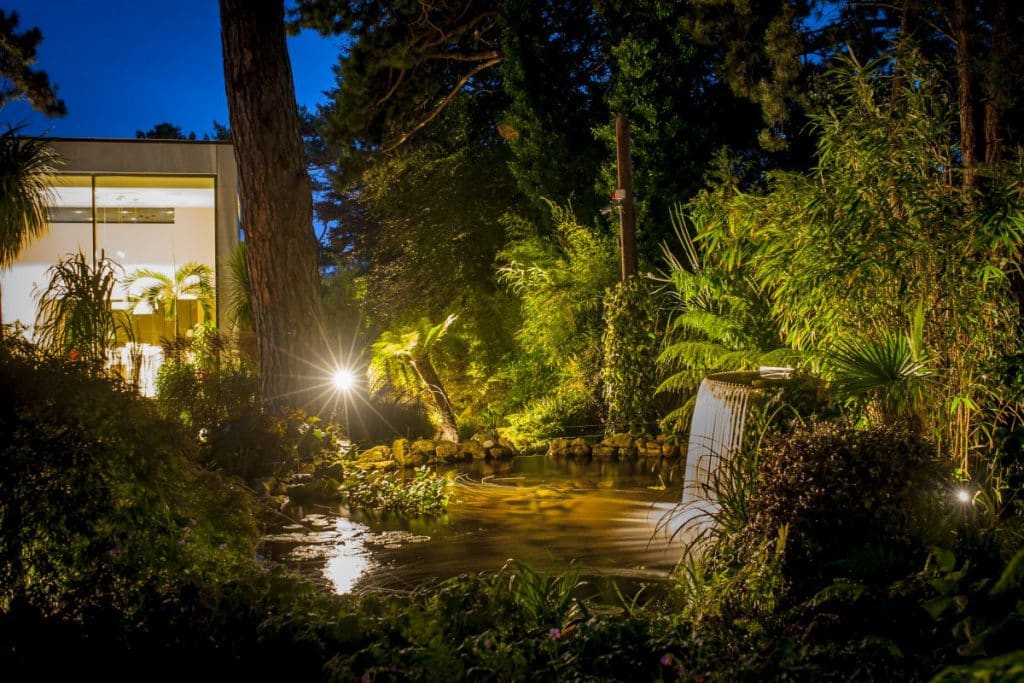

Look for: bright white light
[332,368,356,392]
[956,489,972,503]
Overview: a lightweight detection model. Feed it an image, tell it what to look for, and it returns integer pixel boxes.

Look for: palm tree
[0,129,60,337]
[371,314,460,442]
[125,262,214,338]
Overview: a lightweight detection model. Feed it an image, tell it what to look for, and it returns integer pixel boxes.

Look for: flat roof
[43,136,232,145]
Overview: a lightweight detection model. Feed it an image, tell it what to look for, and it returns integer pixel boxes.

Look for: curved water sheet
[682,368,793,512]
[264,456,686,595]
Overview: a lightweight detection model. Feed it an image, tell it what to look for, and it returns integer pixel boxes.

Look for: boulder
[488,446,514,460]
[591,445,616,460]
[548,438,570,458]
[472,432,499,449]
[459,439,487,460]
[619,446,638,460]
[639,440,663,458]
[661,443,680,459]
[435,440,460,462]
[570,438,592,459]
[602,433,634,449]
[358,445,392,463]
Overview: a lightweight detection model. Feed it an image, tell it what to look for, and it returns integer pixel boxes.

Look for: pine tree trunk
[220,0,327,410]
[952,0,977,188]
[983,0,1007,166]
[410,356,459,443]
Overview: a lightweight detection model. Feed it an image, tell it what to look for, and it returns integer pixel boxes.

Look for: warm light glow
[957,489,972,503]
[332,368,356,392]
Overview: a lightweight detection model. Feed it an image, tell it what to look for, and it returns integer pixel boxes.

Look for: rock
[548,438,569,458]
[591,445,616,460]
[497,437,517,454]
[459,440,487,460]
[570,438,592,459]
[619,446,638,460]
[472,432,499,449]
[661,443,680,458]
[395,439,434,467]
[435,440,459,462]
[656,434,667,444]
[488,446,513,459]
[602,433,634,449]
[358,445,392,463]
[639,440,663,458]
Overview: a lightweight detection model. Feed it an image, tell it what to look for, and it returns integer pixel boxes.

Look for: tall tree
[220,0,328,409]
[0,10,65,115]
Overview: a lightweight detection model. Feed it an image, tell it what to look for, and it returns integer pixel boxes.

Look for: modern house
[0,138,240,392]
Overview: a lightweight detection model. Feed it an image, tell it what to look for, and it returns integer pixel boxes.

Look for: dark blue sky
[1,0,341,138]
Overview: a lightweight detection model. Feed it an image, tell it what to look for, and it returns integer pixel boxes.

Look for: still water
[264,455,688,595]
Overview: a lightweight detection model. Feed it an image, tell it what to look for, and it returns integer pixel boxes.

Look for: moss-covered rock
[435,440,460,462]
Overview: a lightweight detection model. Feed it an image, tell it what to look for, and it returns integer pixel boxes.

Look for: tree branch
[380,55,502,154]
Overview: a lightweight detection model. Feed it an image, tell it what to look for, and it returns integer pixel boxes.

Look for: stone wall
[356,433,518,469]
[547,433,682,461]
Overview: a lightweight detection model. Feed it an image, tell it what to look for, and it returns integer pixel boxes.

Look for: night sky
[1,0,341,138]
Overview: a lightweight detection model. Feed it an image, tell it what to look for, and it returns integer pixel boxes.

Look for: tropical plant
[828,306,932,427]
[654,202,790,430]
[0,129,60,333]
[34,251,129,365]
[370,314,461,442]
[225,241,251,330]
[125,261,214,338]
[686,53,1024,472]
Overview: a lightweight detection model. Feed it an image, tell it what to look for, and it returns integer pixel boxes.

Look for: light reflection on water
[265,455,688,594]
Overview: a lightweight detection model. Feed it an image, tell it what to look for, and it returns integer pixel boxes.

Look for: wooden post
[615,114,638,280]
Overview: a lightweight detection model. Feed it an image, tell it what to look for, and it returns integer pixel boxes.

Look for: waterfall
[682,375,758,507]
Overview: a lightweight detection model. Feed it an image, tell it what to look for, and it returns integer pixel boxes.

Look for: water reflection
[265,455,687,594]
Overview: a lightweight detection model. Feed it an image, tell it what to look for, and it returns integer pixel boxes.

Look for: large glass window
[1,174,217,393]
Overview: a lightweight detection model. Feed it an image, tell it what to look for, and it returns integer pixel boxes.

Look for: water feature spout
[682,368,792,507]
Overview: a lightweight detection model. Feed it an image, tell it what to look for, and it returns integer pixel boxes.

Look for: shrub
[602,275,659,435]
[741,420,951,593]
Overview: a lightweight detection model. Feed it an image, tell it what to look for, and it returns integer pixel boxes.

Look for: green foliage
[0,337,258,624]
[226,241,252,330]
[498,203,619,442]
[125,261,214,329]
[34,251,130,365]
[338,464,451,516]
[742,420,950,593]
[0,129,60,269]
[828,313,932,425]
[654,202,791,430]
[155,326,258,431]
[683,53,1024,469]
[602,275,658,435]
[370,314,460,440]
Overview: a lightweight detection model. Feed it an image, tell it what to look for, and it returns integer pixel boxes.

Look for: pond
[263,455,690,596]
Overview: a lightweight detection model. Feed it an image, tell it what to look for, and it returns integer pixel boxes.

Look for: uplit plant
[370,314,461,442]
[125,261,214,338]
[34,251,132,365]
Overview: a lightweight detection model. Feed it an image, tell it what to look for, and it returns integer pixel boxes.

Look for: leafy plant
[498,203,619,441]
[654,202,791,431]
[828,309,932,427]
[125,261,214,338]
[338,463,451,516]
[34,251,131,365]
[602,275,659,435]
[370,313,461,442]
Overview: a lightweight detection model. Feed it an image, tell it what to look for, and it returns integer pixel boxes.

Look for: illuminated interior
[0,173,217,393]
